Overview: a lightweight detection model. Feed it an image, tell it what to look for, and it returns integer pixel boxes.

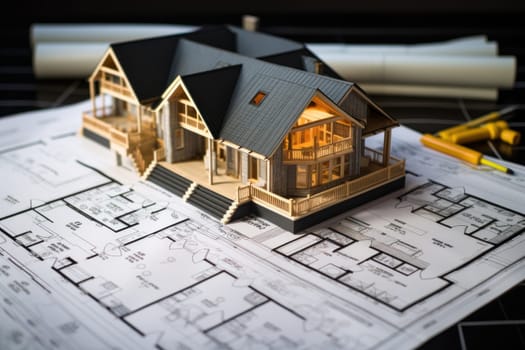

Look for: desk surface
[1,20,524,349]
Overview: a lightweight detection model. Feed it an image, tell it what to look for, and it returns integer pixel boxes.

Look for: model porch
[146,147,404,229]
[82,108,165,174]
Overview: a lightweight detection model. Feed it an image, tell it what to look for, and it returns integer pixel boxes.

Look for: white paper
[0,100,524,350]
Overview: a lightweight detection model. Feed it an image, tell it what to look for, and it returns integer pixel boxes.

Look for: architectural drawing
[0,140,392,350]
[80,25,405,232]
[273,180,524,311]
[1,116,525,350]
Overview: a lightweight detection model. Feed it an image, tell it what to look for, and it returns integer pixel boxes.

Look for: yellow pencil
[420,134,514,175]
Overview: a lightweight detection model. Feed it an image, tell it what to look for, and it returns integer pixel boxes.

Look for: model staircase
[187,185,234,221]
[221,201,239,224]
[141,159,158,180]
[145,164,240,223]
[147,164,193,197]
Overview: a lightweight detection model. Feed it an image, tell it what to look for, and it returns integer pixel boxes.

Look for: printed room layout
[0,140,387,349]
[274,181,525,311]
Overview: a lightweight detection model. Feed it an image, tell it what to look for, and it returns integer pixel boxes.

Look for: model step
[187,185,234,220]
[147,170,189,196]
[147,165,193,197]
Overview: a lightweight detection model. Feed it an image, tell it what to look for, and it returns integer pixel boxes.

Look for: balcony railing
[283,138,353,162]
[100,80,133,99]
[237,152,405,217]
[82,113,112,138]
[83,112,146,151]
[178,113,208,135]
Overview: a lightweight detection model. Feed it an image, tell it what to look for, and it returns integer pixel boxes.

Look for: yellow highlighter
[420,134,514,175]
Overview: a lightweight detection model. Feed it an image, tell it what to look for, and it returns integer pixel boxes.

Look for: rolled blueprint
[321,53,516,88]
[307,35,498,57]
[359,83,498,101]
[33,43,108,78]
[32,24,496,56]
[30,24,517,100]
[31,23,196,47]
[33,42,516,87]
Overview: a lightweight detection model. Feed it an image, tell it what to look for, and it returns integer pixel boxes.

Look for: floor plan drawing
[273,179,524,311]
[0,139,393,350]
[398,181,525,245]
[1,105,525,350]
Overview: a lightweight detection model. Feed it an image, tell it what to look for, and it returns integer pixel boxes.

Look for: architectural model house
[81,25,405,232]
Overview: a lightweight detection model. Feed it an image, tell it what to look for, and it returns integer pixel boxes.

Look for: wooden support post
[266,159,271,192]
[137,105,142,133]
[208,138,214,185]
[101,92,105,117]
[383,128,391,166]
[89,78,96,117]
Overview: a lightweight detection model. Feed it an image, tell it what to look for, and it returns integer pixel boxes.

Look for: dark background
[1,2,525,349]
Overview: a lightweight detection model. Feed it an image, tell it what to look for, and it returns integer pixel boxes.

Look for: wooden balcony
[238,150,405,218]
[100,80,134,101]
[82,111,155,153]
[178,113,209,136]
[283,138,353,162]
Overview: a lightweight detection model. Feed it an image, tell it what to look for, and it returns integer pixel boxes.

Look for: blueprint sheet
[0,99,524,350]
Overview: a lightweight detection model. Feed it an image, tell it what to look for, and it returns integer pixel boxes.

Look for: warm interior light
[250,91,267,106]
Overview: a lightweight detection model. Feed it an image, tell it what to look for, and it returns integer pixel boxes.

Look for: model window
[311,165,317,186]
[320,161,330,184]
[250,91,267,106]
[296,165,308,188]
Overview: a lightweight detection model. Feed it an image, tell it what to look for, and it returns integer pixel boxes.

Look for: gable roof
[181,65,242,138]
[110,27,236,102]
[167,39,355,157]
[108,25,341,104]
[103,25,398,156]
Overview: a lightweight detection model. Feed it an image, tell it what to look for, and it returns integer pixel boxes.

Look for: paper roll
[30,23,196,47]
[320,53,516,88]
[307,36,498,56]
[32,41,516,88]
[358,83,498,100]
[33,43,109,78]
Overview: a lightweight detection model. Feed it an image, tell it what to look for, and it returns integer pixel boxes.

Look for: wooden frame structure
[81,25,405,232]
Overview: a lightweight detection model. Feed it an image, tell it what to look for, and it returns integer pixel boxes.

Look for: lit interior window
[250,91,267,106]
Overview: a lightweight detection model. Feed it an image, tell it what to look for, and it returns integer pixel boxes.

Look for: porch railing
[82,113,111,137]
[153,147,166,162]
[237,154,405,217]
[83,112,151,152]
[283,138,353,161]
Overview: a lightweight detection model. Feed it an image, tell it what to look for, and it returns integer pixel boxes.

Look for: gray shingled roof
[170,39,354,156]
[110,25,339,103]
[221,75,317,157]
[111,27,236,102]
[107,26,397,157]
[226,25,303,57]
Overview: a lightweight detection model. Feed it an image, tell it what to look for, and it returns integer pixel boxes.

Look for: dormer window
[250,91,267,106]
